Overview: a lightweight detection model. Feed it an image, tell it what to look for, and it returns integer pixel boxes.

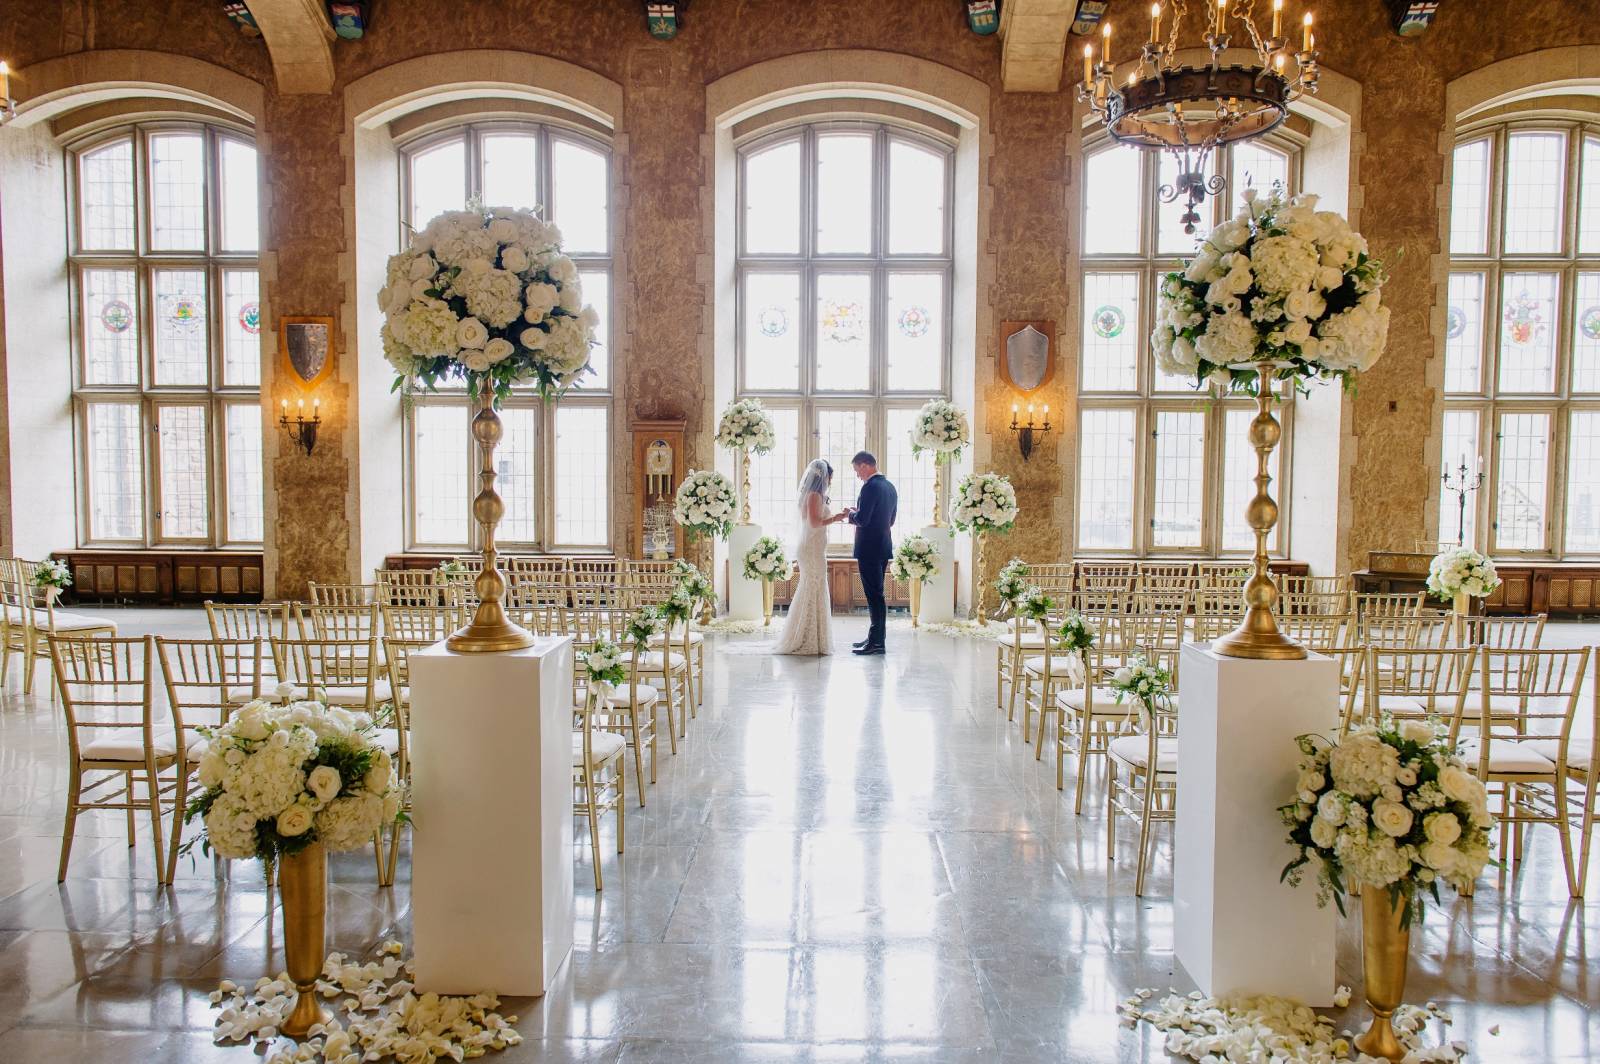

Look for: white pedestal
[727,523,764,621]
[1173,643,1338,1006]
[409,638,575,997]
[918,525,956,625]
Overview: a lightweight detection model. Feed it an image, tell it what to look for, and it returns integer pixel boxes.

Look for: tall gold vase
[278,842,329,1038]
[910,580,922,628]
[449,393,536,653]
[761,578,774,626]
[1213,369,1306,660]
[740,450,752,525]
[1354,886,1412,1061]
[970,533,988,623]
[931,461,944,528]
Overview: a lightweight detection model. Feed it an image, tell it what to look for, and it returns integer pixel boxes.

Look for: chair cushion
[649,631,704,647]
[322,679,394,706]
[572,730,625,766]
[228,684,307,704]
[373,728,402,756]
[996,632,1048,650]
[637,651,686,671]
[45,611,119,634]
[1523,738,1594,773]
[1458,738,1557,775]
[1108,734,1178,773]
[1056,686,1122,712]
[604,683,659,707]
[81,728,176,762]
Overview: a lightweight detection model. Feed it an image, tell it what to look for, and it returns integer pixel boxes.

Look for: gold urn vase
[761,578,774,626]
[910,579,922,628]
[278,842,330,1038]
[1353,886,1412,1061]
[1214,366,1305,660]
[448,393,537,653]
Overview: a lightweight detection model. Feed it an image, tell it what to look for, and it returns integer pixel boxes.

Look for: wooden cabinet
[55,551,264,606]
[765,557,956,612]
[1353,562,1600,617]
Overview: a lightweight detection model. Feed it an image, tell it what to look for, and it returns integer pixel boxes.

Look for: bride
[773,458,849,656]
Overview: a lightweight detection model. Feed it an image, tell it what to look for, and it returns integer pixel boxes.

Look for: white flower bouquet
[1017,585,1055,622]
[1054,610,1095,655]
[436,559,468,578]
[743,536,789,582]
[950,472,1018,534]
[678,569,714,606]
[183,699,401,862]
[1425,547,1499,602]
[658,589,694,628]
[716,397,777,455]
[1109,654,1173,714]
[890,535,939,584]
[578,638,626,693]
[673,469,737,541]
[1153,189,1389,391]
[32,558,72,591]
[379,205,597,404]
[625,606,664,650]
[1280,720,1493,925]
[909,399,971,463]
[993,558,1031,611]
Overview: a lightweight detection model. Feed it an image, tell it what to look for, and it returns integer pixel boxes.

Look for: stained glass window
[71,124,261,546]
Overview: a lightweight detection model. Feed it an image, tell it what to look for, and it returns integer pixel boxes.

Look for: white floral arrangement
[890,534,939,584]
[1280,720,1493,926]
[379,205,598,403]
[625,606,664,650]
[1109,654,1173,714]
[672,469,737,541]
[1016,585,1056,622]
[909,398,971,463]
[993,558,1031,611]
[436,559,469,578]
[716,397,777,455]
[950,472,1019,535]
[184,699,401,862]
[32,558,72,591]
[1054,610,1095,654]
[1153,189,1389,391]
[1425,547,1499,602]
[658,589,694,627]
[743,536,789,582]
[578,638,626,693]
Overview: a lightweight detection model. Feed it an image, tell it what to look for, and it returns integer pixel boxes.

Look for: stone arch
[5,49,262,128]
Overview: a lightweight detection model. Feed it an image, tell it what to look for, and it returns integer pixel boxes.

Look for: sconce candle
[1008,400,1052,463]
[279,396,323,456]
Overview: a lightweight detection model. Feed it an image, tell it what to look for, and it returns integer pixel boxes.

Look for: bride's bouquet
[380,205,598,403]
[673,470,737,541]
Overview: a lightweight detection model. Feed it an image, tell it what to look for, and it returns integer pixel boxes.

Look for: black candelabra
[1441,454,1484,546]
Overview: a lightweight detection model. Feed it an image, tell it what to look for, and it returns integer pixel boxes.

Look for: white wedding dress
[774,493,833,656]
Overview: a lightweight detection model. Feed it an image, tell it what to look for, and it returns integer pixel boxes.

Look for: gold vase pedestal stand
[1353,886,1412,1061]
[969,533,988,624]
[278,842,330,1038]
[449,394,537,653]
[910,580,922,628]
[761,578,774,626]
[1213,365,1305,661]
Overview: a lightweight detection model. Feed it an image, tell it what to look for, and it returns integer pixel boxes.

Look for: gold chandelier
[1077,0,1321,233]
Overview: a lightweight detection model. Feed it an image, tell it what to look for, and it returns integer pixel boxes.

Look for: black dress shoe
[852,643,885,656]
[852,638,870,649]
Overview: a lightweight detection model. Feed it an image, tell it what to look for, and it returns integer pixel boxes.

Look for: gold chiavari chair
[627,560,707,702]
[1279,574,1354,617]
[381,604,462,644]
[1559,675,1598,898]
[574,673,626,891]
[48,634,178,883]
[595,607,662,799]
[1328,647,1368,736]
[1075,560,1138,594]
[1135,561,1197,595]
[1106,645,1181,896]
[1017,597,1070,751]
[1355,590,1425,622]
[441,557,483,607]
[1458,613,1546,651]
[1030,564,1076,596]
[1057,607,1176,809]
[1196,561,1249,591]
[1131,586,1192,619]
[2,561,119,695]
[506,557,569,607]
[155,636,262,880]
[639,598,694,743]
[271,635,392,715]
[205,601,292,697]
[1275,612,1352,653]
[571,558,623,609]
[300,604,383,672]
[375,568,445,607]
[380,636,429,886]
[1361,646,1475,732]
[505,604,565,636]
[308,582,376,606]
[998,591,1051,719]
[1192,587,1246,643]
[1465,646,1590,895]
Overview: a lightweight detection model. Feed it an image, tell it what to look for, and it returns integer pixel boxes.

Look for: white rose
[1316,791,1346,825]
[549,257,578,285]
[408,255,436,281]
[488,218,519,243]
[500,246,530,273]
[523,282,559,320]
[1372,798,1414,838]
[462,350,492,373]
[1284,320,1312,346]
[1282,287,1326,322]
[1184,249,1219,282]
[1437,764,1480,805]
[483,337,515,364]
[1423,811,1461,846]
[1310,818,1337,848]
[307,765,343,804]
[276,803,314,838]
[520,326,547,350]
[1399,720,1435,745]
[455,317,489,350]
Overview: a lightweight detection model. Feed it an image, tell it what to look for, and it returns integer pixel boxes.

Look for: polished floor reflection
[0,609,1595,1062]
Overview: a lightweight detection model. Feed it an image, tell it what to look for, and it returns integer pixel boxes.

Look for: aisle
[0,613,1593,1062]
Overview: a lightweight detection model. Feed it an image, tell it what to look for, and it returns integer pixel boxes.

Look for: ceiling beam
[249,0,336,95]
[999,0,1077,93]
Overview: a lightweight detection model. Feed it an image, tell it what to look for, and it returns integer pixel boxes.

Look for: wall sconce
[279,397,322,456]
[0,61,16,124]
[1010,402,1051,462]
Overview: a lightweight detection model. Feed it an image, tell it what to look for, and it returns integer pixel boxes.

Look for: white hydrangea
[1194,309,1256,367]
[950,472,1018,533]
[909,399,971,458]
[716,397,778,454]
[1251,234,1321,295]
[1426,546,1499,601]
[673,469,737,539]
[1313,298,1390,373]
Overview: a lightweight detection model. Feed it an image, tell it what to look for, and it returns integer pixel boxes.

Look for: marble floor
[0,609,1596,1062]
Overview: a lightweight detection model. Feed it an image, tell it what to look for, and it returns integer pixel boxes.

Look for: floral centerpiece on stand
[1153,188,1389,661]
[184,698,402,1037]
[891,534,940,627]
[743,536,789,626]
[673,470,737,541]
[31,558,72,603]
[1425,547,1499,616]
[950,472,1019,623]
[717,397,777,526]
[909,399,971,528]
[381,204,598,652]
[1279,719,1493,1058]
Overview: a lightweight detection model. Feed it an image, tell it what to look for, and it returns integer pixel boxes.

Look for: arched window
[735,121,953,545]
[399,121,613,550]
[1442,118,1600,556]
[1077,137,1299,556]
[69,123,262,546]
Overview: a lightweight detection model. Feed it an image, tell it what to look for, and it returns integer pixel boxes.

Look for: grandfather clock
[630,418,686,560]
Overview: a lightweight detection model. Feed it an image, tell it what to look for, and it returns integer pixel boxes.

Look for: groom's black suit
[849,473,898,649]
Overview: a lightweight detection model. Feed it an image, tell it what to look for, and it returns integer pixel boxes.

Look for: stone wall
[0,0,1596,594]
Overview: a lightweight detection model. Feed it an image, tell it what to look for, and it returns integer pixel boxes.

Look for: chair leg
[995,647,1004,710]
[23,645,35,695]
[385,818,403,886]
[1106,760,1118,862]
[617,764,626,854]
[630,708,646,808]
[146,769,168,885]
[649,705,660,784]
[1135,771,1157,897]
[1055,718,1066,791]
[373,829,390,886]
[166,772,189,885]
[662,684,679,756]
[587,787,603,893]
[58,767,82,882]
[125,771,136,845]
[1554,778,1578,897]
[1034,693,1051,760]
[1074,717,1093,815]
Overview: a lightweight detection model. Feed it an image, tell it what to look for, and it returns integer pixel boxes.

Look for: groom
[845,451,897,656]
